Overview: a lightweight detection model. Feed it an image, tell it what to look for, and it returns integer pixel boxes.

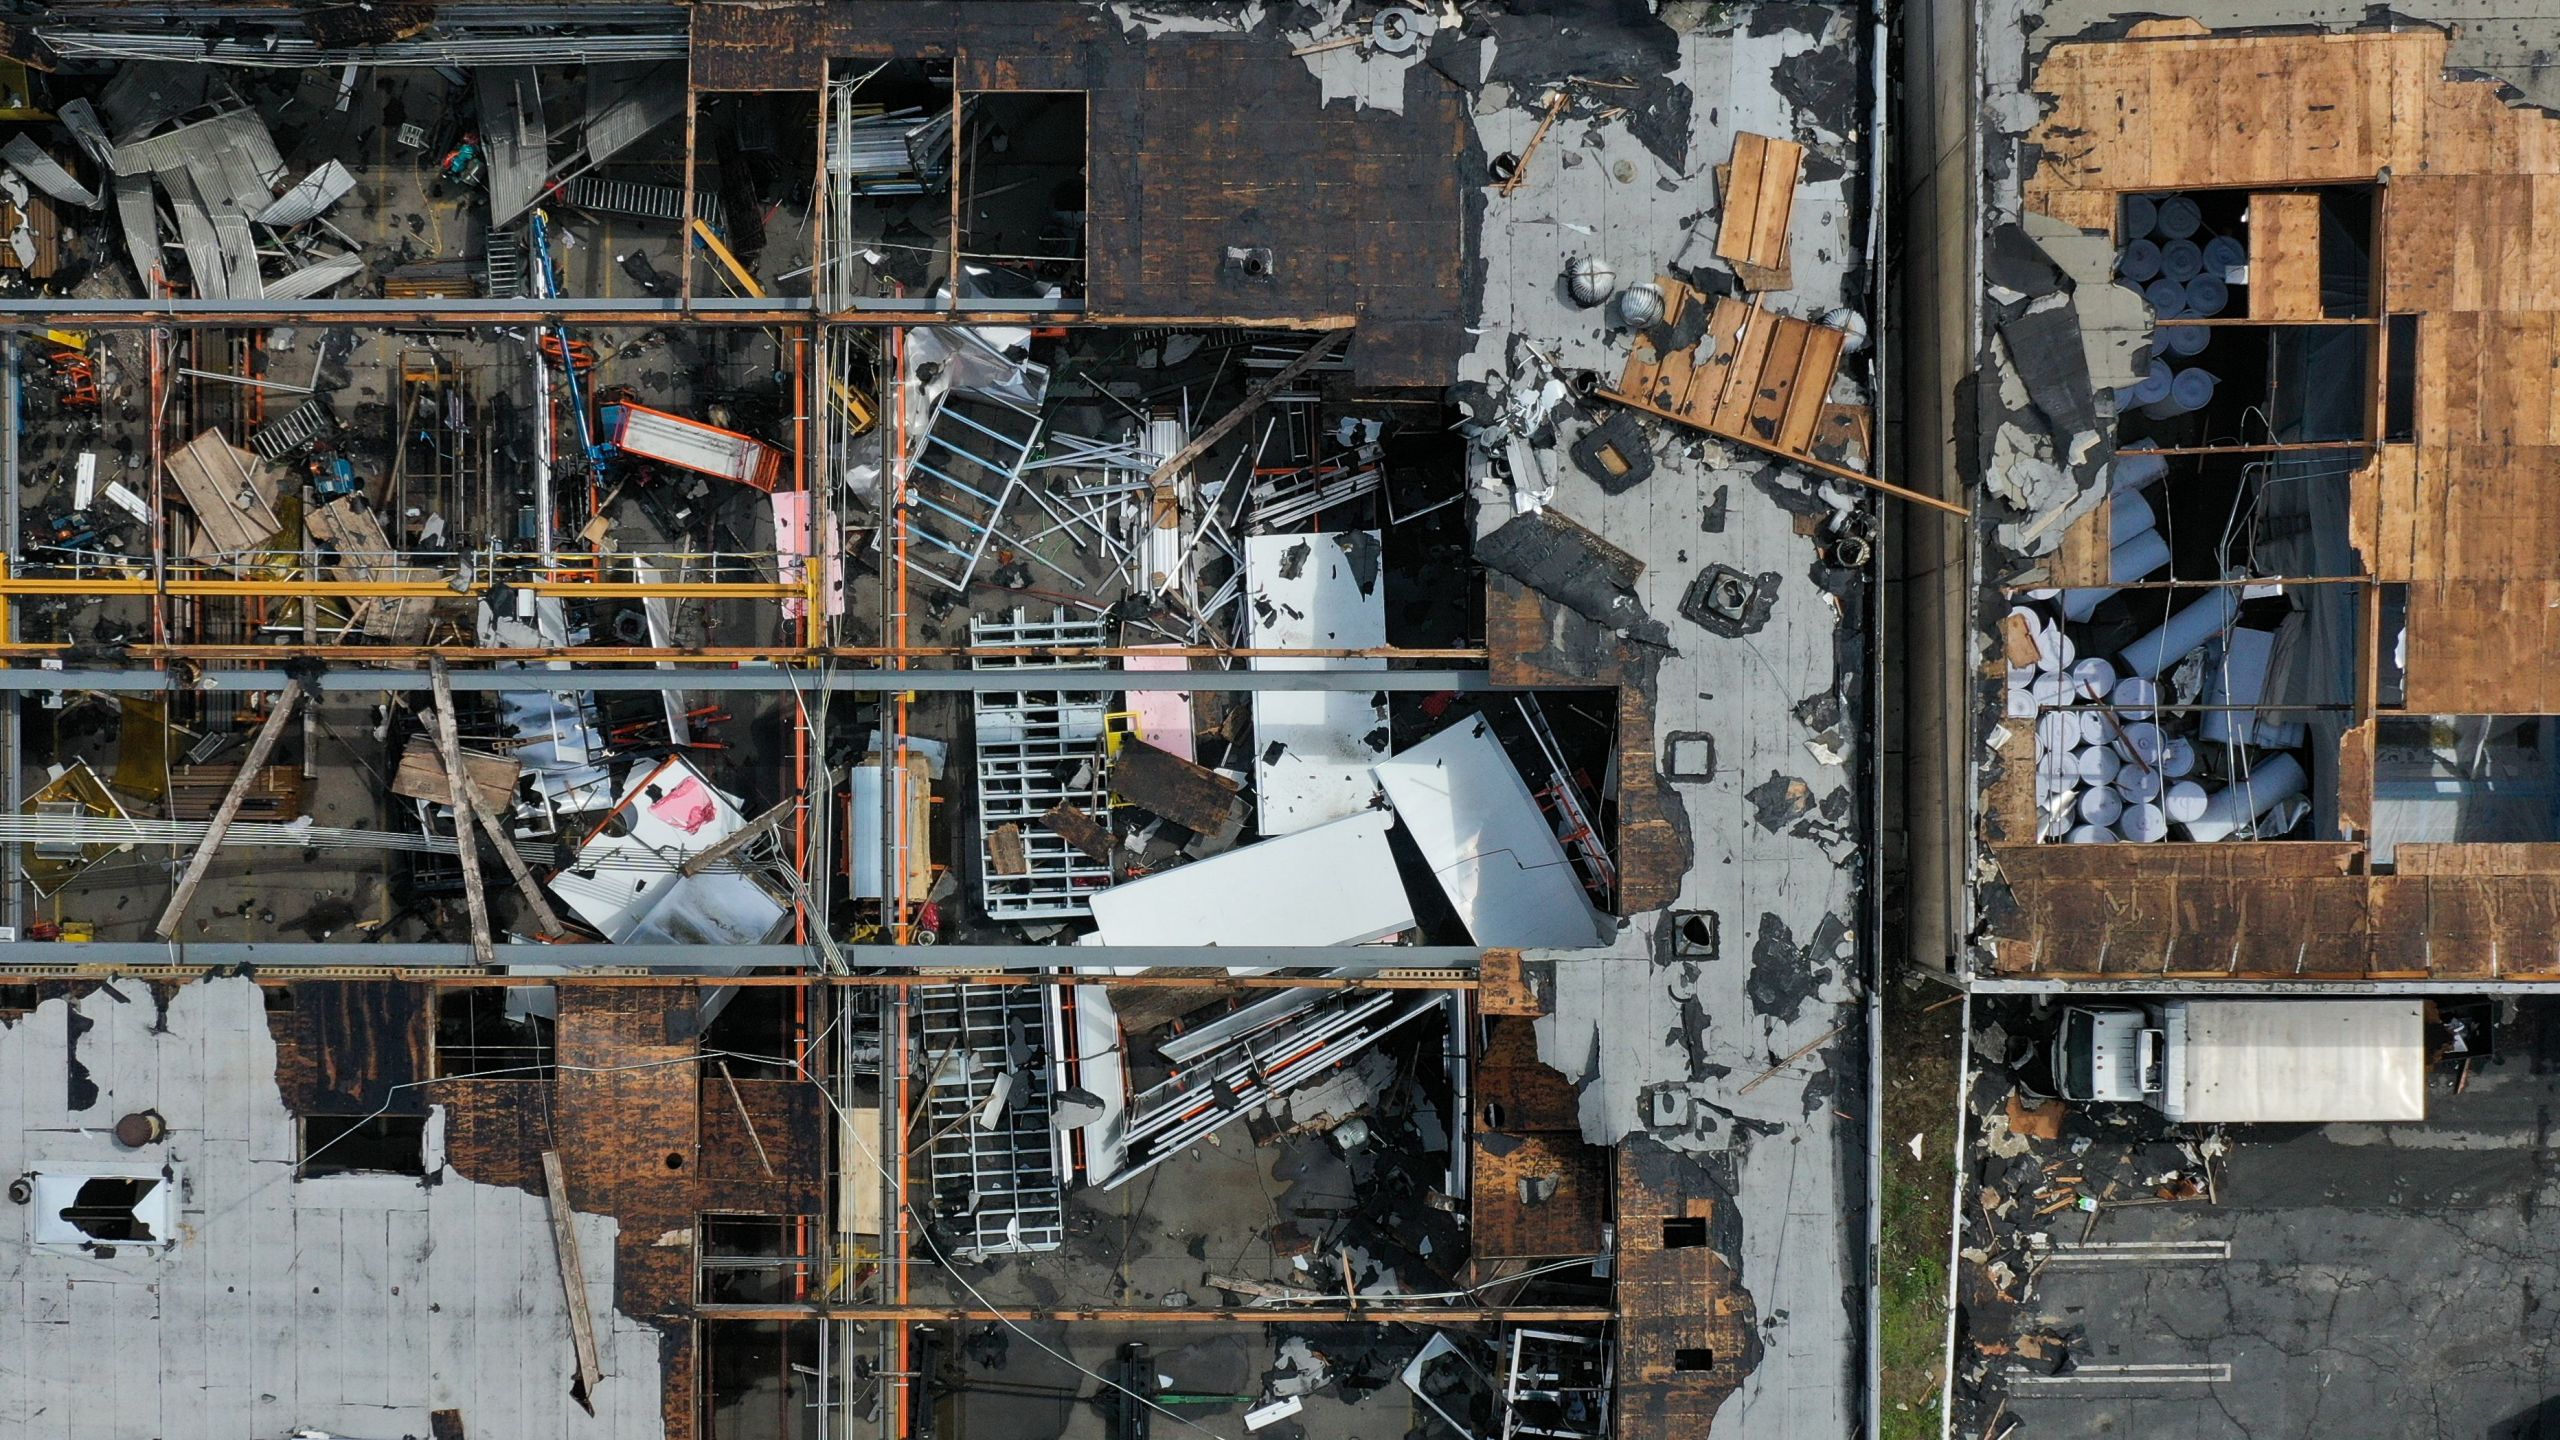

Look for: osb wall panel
[1999,25,2560,980]
[2023,31,2437,222]
[269,981,431,1116]
[698,1076,827,1213]
[1476,1018,1582,1134]
[2402,580,2560,709]
[690,2,832,90]
[1615,1142,1752,1439]
[690,3,1468,382]
[2028,28,2560,590]
[557,987,705,1440]
[1473,1134,1606,1259]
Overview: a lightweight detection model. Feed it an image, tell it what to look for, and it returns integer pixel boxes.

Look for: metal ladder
[482,227,527,299]
[899,391,1050,593]
[249,398,333,462]
[563,175,725,232]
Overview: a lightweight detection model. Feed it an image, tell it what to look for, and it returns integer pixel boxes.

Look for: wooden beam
[539,1150,607,1410]
[428,658,495,966]
[679,796,799,878]
[1598,387,1972,517]
[152,679,303,938]
[1143,330,1350,491]
[425,695,566,937]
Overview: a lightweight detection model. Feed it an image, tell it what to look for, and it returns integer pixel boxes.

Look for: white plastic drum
[2078,744,2124,786]
[2118,802,2170,842]
[2111,676,2158,718]
[2158,737,2196,778]
[2079,787,2125,826]
[2114,763,2164,804]
[2163,779,2211,824]
[2116,720,2167,769]
[2070,655,2119,700]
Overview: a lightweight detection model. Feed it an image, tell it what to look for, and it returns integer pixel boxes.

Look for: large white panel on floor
[1245,532,1389,834]
[1087,809,1413,947]
[1374,715,1613,949]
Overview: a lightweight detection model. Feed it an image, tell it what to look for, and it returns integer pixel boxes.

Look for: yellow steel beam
[690,218,766,300]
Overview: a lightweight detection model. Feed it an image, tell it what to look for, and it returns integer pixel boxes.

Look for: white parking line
[2010,1362,2232,1387]
[2043,1240,2231,1263]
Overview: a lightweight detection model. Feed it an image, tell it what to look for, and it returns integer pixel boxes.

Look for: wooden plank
[2247,192,2324,320]
[1744,135,1803,279]
[1778,323,1845,453]
[538,1150,607,1410]
[391,734,518,813]
[152,679,302,937]
[679,795,798,878]
[1708,302,1778,434]
[1038,801,1116,863]
[307,496,435,642]
[429,659,494,966]
[163,429,284,556]
[427,697,566,938]
[1741,317,1809,446]
[1718,134,1768,268]
[1601,387,1971,515]
[1142,330,1349,489]
[1109,738,1244,833]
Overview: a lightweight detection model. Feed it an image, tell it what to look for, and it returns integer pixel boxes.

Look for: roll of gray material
[2158,194,2202,239]
[2161,238,2204,281]
[2118,237,2163,281]
[2124,194,2159,238]
[2203,234,2248,273]
[2143,277,2189,318]
[2184,273,2230,317]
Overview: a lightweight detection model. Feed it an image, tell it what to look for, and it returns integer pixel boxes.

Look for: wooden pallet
[164,764,307,822]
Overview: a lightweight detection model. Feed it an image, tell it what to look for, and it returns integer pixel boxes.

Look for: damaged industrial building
[0,4,1882,1440]
[1889,0,2560,1434]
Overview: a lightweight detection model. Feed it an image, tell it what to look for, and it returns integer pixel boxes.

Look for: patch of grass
[1879,971,1963,1440]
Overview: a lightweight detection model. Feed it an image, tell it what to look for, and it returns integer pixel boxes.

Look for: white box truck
[2052,999,2427,1123]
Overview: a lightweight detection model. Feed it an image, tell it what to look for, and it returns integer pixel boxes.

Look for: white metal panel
[1246,532,1389,834]
[1374,715,1612,949]
[2167,1000,2426,1123]
[1087,809,1414,946]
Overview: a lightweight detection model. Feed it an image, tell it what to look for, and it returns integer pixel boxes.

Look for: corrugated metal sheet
[254,158,356,226]
[110,109,285,217]
[478,66,550,225]
[262,251,364,301]
[110,171,159,293]
[158,166,230,300]
[580,61,683,168]
[0,135,100,209]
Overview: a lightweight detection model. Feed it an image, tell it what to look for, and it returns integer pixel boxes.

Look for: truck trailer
[2053,999,2427,1123]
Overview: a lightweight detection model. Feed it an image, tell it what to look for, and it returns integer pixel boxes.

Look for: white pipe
[2110,526,2171,582]
[2119,588,2241,681]
[2110,491,2156,546]
[2067,824,2118,844]
[2111,445,2168,494]
[2183,753,2309,842]
[2079,787,2123,826]
[2060,527,2174,621]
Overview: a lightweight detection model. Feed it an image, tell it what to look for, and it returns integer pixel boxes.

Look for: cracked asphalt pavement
[1960,996,2560,1439]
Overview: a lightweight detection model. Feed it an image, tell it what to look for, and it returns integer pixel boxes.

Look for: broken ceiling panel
[1376,715,1614,950]
[1245,531,1390,835]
